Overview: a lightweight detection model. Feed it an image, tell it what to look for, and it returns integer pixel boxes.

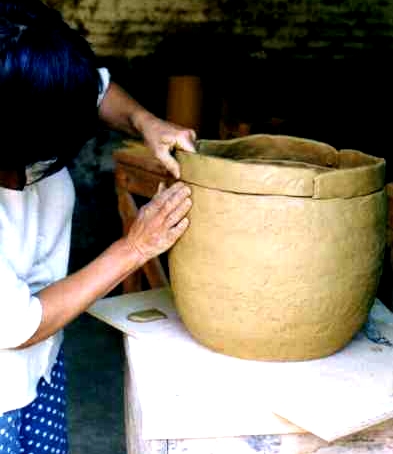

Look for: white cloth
[0,67,111,414]
[97,67,110,106]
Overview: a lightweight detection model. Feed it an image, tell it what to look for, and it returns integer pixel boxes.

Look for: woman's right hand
[125,181,192,264]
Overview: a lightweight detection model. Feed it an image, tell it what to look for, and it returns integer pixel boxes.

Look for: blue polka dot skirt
[0,347,68,454]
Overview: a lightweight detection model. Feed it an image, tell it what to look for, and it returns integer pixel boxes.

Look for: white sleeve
[0,257,43,349]
[97,67,111,106]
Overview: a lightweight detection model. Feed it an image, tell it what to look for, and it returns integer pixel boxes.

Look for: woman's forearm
[18,238,143,348]
[98,82,155,135]
[98,81,196,178]
[17,180,192,349]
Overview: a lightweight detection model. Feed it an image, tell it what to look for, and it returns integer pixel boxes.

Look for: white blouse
[0,67,110,415]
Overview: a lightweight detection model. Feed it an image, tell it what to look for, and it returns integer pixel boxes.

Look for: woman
[0,1,195,453]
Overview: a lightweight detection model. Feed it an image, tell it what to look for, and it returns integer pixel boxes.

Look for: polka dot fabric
[0,347,68,454]
[0,413,21,454]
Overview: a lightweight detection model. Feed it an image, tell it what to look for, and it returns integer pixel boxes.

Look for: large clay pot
[168,134,387,361]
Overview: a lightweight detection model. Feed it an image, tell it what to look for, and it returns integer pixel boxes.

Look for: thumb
[157,181,167,195]
[176,130,197,153]
[155,145,181,179]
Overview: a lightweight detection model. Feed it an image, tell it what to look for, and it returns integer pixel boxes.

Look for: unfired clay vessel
[168,134,387,361]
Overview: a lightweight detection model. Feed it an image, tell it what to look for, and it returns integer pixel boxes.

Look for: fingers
[152,181,191,211]
[154,181,167,198]
[142,182,191,234]
[155,129,197,178]
[167,217,190,242]
[145,181,167,216]
[156,146,181,179]
[175,129,197,153]
[153,182,192,230]
[165,196,192,228]
[129,182,192,261]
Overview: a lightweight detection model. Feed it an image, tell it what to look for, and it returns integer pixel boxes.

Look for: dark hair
[0,0,102,170]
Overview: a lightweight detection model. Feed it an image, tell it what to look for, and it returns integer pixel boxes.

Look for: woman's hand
[125,181,192,264]
[98,82,196,179]
[138,113,196,179]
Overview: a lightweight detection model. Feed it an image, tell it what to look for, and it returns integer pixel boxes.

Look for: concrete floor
[64,313,126,454]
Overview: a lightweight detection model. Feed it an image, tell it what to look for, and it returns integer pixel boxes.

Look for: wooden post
[166,75,203,135]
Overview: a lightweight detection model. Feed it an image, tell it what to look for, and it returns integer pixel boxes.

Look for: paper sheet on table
[266,300,393,441]
[89,288,305,439]
[88,288,393,441]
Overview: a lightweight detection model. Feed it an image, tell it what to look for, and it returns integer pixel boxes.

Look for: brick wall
[46,0,393,156]
[43,0,393,172]
[48,0,393,60]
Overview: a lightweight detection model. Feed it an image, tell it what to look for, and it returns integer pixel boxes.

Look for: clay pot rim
[175,134,385,199]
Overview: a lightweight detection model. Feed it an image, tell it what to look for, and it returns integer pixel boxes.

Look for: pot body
[168,135,387,360]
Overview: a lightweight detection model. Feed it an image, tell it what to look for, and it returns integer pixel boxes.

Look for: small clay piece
[127,308,168,323]
[168,134,387,361]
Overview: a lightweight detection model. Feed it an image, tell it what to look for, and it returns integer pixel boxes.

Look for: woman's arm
[98,82,196,179]
[17,181,192,348]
